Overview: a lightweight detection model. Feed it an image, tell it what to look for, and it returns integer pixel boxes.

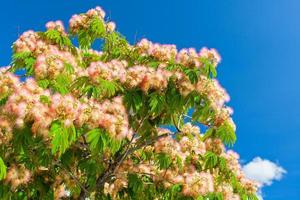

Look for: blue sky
[0,0,299,199]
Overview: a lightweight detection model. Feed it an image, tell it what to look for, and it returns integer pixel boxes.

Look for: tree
[0,6,258,200]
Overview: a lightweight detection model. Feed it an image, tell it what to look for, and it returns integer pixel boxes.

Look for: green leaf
[49,120,77,156]
[216,122,236,146]
[166,184,182,200]
[37,79,50,89]
[156,153,172,169]
[109,138,122,155]
[12,51,32,60]
[86,128,122,155]
[64,62,74,74]
[44,29,72,48]
[86,128,108,153]
[39,95,51,105]
[202,128,214,141]
[0,157,7,180]
[11,51,36,76]
[204,151,218,170]
[95,79,123,98]
[148,61,160,68]
[183,68,199,84]
[176,155,183,171]
[219,157,227,171]
[196,196,204,200]
[210,65,217,78]
[103,32,130,60]
[70,76,93,96]
[89,16,105,38]
[45,29,61,41]
[128,173,143,193]
[51,74,71,94]
[77,16,105,49]
[0,96,8,106]
[199,56,219,78]
[67,124,78,143]
[50,121,67,155]
[205,193,223,200]
[24,57,36,74]
[78,30,92,49]
[149,92,165,116]
[192,99,214,124]
[247,194,260,200]
[124,90,143,113]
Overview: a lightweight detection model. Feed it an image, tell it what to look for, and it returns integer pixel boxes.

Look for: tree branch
[94,133,170,193]
[56,163,89,197]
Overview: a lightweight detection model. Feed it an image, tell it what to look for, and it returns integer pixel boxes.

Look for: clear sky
[0,0,299,199]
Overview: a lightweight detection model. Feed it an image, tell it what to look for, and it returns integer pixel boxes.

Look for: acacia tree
[0,6,258,200]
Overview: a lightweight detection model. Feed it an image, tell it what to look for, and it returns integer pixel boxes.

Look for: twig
[57,163,89,195]
[172,114,181,132]
[94,133,170,192]
[183,114,212,127]
[177,114,182,130]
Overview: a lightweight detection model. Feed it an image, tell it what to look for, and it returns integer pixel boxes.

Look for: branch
[56,163,89,196]
[172,114,181,132]
[3,66,13,73]
[183,114,212,127]
[127,133,170,155]
[94,133,170,192]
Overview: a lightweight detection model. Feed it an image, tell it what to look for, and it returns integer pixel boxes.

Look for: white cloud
[242,157,286,186]
[242,157,286,200]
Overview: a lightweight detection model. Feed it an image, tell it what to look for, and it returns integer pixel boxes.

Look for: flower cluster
[125,65,172,92]
[199,47,221,67]
[104,124,257,199]
[87,60,127,83]
[88,60,229,107]
[69,6,115,34]
[13,23,85,80]
[196,75,230,110]
[87,60,194,94]
[0,70,19,98]
[136,38,221,68]
[137,39,177,61]
[86,60,231,126]
[52,173,73,200]
[217,183,242,200]
[13,30,43,53]
[205,138,225,155]
[45,20,66,34]
[223,150,258,194]
[34,45,83,80]
[69,6,105,33]
[5,165,31,189]
[0,73,132,141]
[0,71,20,143]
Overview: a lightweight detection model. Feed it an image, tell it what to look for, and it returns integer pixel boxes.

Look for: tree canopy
[0,6,258,200]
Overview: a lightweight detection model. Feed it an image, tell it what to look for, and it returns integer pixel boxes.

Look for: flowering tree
[0,6,259,200]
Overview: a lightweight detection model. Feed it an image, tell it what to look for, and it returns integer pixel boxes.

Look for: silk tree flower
[136,39,177,61]
[69,6,113,35]
[199,47,221,67]
[108,129,256,198]
[0,74,132,140]
[5,165,31,189]
[106,21,116,32]
[45,20,66,34]
[136,39,221,68]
